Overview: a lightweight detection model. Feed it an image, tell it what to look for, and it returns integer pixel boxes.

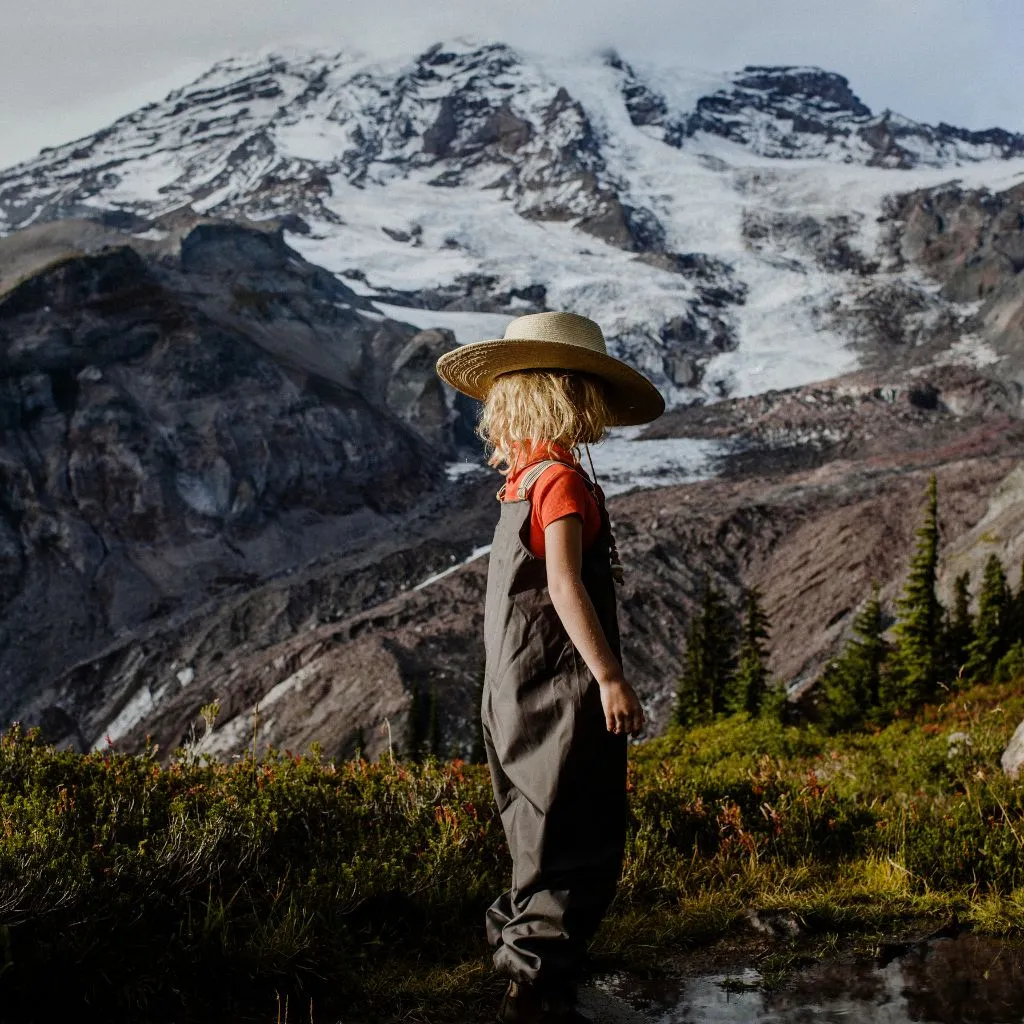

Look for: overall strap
[518,459,567,498]
[496,457,599,502]
[497,458,580,502]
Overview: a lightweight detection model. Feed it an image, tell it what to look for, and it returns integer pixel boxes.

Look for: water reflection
[600,934,1024,1023]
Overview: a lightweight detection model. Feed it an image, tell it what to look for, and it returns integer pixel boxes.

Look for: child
[436,310,664,1023]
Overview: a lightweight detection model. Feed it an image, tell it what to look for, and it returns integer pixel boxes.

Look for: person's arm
[545,515,645,736]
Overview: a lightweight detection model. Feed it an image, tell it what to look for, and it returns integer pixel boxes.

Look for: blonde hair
[476,369,611,473]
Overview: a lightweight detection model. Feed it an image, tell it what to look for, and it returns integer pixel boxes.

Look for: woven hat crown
[433,308,665,426]
[503,311,607,353]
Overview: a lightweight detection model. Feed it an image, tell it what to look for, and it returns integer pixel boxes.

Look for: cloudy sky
[1,0,1022,169]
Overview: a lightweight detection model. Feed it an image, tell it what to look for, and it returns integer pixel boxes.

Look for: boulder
[387,328,465,448]
[1001,720,1024,778]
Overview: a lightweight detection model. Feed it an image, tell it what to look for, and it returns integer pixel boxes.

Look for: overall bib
[482,459,628,986]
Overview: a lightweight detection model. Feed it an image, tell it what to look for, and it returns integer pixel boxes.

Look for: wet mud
[583,933,1024,1023]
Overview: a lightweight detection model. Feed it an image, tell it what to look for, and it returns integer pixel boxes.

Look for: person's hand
[598,678,645,736]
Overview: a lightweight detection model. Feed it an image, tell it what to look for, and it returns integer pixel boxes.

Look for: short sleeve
[532,464,593,532]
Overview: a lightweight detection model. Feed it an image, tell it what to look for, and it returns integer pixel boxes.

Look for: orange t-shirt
[502,441,604,558]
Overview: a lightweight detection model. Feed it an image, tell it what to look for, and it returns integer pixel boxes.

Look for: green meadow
[3,674,1024,1022]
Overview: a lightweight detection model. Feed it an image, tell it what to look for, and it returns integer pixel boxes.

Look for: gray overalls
[482,458,627,986]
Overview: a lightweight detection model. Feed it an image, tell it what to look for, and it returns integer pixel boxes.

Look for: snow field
[5,42,1024,497]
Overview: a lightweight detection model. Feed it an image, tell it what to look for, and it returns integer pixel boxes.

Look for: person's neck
[511,439,579,471]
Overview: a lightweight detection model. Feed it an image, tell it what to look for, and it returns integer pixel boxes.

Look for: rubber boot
[496,979,591,1024]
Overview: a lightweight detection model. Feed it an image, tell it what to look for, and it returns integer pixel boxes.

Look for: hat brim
[435,338,665,427]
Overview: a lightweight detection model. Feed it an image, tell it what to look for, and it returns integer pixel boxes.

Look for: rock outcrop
[883,182,1024,384]
[1001,720,1024,778]
[614,60,1024,167]
[0,215,472,735]
[31,363,1023,762]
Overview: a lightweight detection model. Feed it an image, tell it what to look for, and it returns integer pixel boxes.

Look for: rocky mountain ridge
[638,62,1024,166]
[43,368,1024,761]
[3,41,1024,401]
[4,46,1021,236]
[1,40,1023,760]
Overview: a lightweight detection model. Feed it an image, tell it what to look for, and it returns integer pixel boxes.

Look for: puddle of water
[596,934,1024,1024]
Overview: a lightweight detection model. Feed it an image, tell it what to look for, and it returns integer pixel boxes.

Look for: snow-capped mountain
[3,39,1023,406]
[3,39,1024,761]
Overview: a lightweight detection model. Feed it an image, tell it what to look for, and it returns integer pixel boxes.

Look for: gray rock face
[387,328,460,440]
[889,183,1024,301]
[628,62,1024,167]
[642,363,1021,466]
[939,463,1024,615]
[686,66,873,150]
[1001,720,1024,778]
[884,182,1024,384]
[742,209,878,276]
[0,215,471,731]
[359,273,547,314]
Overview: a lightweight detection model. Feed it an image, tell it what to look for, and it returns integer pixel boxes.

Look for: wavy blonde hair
[476,369,611,473]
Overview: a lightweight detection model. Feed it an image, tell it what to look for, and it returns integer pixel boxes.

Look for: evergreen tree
[352,726,366,761]
[704,584,738,716]
[995,561,1024,682]
[964,554,1011,682]
[818,656,858,733]
[760,678,791,724]
[730,585,772,717]
[674,616,706,728]
[820,585,890,731]
[1009,558,1024,643]
[427,687,441,757]
[944,571,973,682]
[674,577,737,726]
[994,640,1024,683]
[408,679,426,761]
[884,475,943,710]
[856,587,890,715]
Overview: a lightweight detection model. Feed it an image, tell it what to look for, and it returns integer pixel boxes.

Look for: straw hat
[434,310,664,426]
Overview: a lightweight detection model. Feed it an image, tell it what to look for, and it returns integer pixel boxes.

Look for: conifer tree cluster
[408,680,443,761]
[818,474,1024,732]
[673,579,779,727]
[818,587,889,731]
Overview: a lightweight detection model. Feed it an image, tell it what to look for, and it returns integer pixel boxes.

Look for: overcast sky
[1,0,1022,170]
